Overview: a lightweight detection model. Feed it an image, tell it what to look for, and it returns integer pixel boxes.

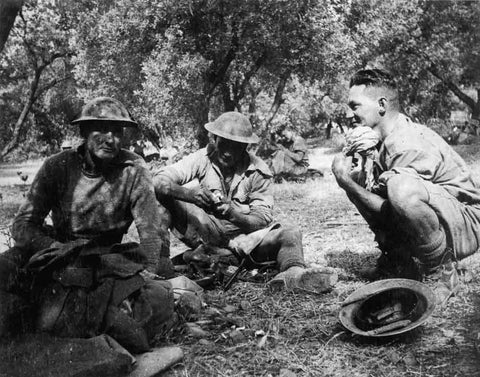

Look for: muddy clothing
[0,145,174,351]
[156,144,274,231]
[153,144,305,271]
[369,115,480,260]
[270,135,309,177]
[12,145,169,272]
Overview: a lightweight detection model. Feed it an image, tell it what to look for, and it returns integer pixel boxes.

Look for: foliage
[1,0,480,159]
[0,0,78,160]
[348,0,480,122]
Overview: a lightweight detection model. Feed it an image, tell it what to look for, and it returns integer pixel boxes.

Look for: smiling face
[82,122,123,161]
[347,85,384,131]
[213,136,247,170]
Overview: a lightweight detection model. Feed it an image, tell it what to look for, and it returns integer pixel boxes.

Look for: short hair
[350,69,400,110]
[349,69,397,89]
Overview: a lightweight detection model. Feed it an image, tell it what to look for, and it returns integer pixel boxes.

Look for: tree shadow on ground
[325,247,380,280]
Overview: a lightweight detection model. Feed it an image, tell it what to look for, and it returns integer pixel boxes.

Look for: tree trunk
[0,0,23,52]
[264,70,291,131]
[196,99,210,148]
[0,68,40,159]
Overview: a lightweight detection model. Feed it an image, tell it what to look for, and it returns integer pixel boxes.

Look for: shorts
[423,180,480,260]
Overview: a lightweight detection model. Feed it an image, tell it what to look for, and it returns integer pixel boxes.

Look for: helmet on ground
[71,97,137,128]
[204,112,260,144]
[339,278,436,337]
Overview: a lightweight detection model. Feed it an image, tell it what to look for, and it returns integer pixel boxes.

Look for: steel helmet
[204,112,260,144]
[339,278,436,337]
[71,97,137,128]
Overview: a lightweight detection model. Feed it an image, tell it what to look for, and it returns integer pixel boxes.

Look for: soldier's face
[214,136,247,169]
[83,122,123,161]
[347,85,383,130]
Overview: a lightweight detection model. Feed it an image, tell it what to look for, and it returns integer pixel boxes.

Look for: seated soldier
[152,111,337,292]
[269,127,322,182]
[270,127,309,179]
[0,97,175,353]
[332,69,480,287]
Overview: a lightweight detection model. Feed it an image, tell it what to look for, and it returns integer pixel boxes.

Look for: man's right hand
[189,186,216,209]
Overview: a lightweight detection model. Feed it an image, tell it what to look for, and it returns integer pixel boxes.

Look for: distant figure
[269,128,322,182]
[270,128,309,178]
[144,139,160,162]
[131,139,145,159]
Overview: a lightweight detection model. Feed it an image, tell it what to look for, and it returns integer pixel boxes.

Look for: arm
[214,173,274,233]
[282,147,306,164]
[153,150,216,209]
[11,159,58,252]
[130,165,172,276]
[332,154,386,216]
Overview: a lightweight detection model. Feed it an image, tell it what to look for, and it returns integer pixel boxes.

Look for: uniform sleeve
[153,150,204,186]
[11,158,58,252]
[379,149,442,185]
[247,173,274,225]
[129,165,170,272]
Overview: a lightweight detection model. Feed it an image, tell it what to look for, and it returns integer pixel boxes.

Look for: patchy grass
[2,142,480,376]
[159,143,480,377]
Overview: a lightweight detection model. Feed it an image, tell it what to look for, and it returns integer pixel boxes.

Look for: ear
[378,97,387,116]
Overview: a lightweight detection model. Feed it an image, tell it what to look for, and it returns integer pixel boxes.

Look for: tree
[0,0,23,52]
[0,0,75,159]
[347,0,480,123]
[73,0,357,146]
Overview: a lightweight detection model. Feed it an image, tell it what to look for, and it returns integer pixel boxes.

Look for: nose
[345,108,354,119]
[104,131,114,143]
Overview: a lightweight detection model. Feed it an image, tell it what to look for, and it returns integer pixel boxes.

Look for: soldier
[0,97,175,353]
[269,127,310,180]
[332,69,480,285]
[153,111,337,293]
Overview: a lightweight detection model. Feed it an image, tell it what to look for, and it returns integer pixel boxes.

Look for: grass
[1,140,480,376]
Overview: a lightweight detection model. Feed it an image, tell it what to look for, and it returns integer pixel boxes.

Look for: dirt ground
[1,141,480,376]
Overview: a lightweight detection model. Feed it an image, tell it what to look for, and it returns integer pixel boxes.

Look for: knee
[276,224,302,246]
[387,175,427,213]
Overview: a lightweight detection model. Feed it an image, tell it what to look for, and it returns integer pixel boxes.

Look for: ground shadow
[325,248,379,279]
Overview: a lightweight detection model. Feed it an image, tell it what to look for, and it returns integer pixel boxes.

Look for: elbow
[153,175,173,199]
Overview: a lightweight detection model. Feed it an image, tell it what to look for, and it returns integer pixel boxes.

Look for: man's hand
[331,154,355,189]
[189,186,216,209]
[211,201,234,219]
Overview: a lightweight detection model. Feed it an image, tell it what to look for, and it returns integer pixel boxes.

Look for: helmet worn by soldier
[205,111,260,144]
[71,97,137,128]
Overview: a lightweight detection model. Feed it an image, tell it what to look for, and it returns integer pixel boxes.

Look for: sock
[415,231,448,272]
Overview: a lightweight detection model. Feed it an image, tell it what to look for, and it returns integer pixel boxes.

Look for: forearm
[154,176,195,203]
[339,178,386,216]
[11,219,55,252]
[285,150,305,164]
[223,207,270,233]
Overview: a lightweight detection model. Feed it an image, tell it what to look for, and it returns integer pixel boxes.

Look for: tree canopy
[0,0,478,160]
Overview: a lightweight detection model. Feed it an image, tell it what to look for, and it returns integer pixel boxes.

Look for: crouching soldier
[152,111,337,293]
[0,97,175,354]
[332,69,480,291]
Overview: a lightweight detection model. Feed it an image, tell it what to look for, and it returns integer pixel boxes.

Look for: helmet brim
[339,278,436,337]
[71,117,138,128]
[205,122,260,144]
